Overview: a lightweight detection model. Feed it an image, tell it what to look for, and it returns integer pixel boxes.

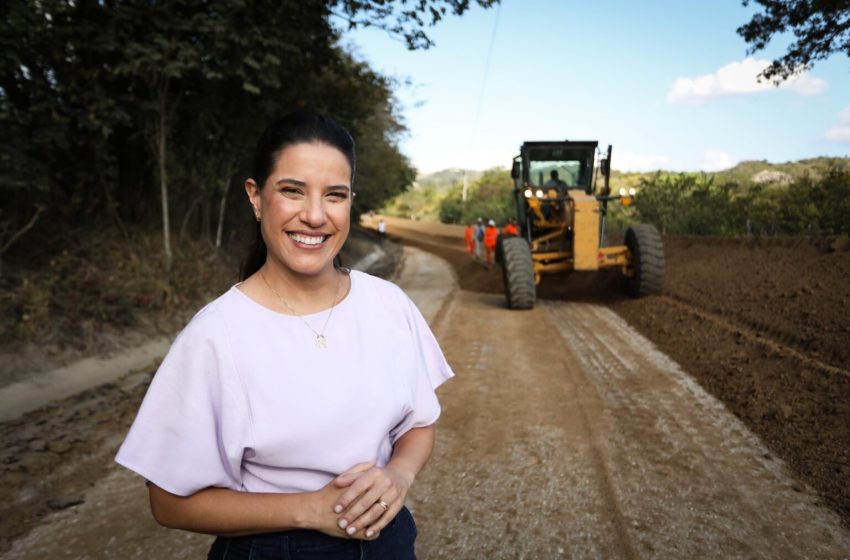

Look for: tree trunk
[157,88,172,273]
[0,205,45,278]
[215,174,232,250]
[179,195,203,241]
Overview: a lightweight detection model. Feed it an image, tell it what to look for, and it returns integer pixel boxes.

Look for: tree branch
[1,205,46,255]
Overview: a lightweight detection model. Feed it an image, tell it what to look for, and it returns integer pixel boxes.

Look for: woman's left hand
[331,464,413,538]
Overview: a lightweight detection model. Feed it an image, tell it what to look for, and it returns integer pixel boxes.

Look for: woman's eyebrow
[275,178,307,187]
[274,178,350,190]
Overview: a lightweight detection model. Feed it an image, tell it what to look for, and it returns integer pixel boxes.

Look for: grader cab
[499,140,664,309]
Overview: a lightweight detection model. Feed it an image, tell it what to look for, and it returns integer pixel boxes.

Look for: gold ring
[378,500,389,511]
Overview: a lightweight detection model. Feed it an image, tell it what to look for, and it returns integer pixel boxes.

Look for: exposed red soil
[387,224,850,526]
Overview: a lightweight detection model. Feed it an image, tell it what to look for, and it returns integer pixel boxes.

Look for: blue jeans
[207,506,417,560]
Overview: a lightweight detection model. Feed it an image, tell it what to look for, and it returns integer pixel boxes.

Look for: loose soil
[382,217,850,527]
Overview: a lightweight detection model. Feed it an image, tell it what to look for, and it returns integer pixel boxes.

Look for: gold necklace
[260,270,342,349]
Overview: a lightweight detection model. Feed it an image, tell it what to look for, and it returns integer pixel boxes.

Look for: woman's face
[247,142,352,279]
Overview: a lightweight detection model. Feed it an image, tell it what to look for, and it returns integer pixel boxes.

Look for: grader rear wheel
[501,236,536,309]
[625,224,664,297]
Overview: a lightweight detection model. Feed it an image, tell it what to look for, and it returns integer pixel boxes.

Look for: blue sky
[342,1,850,173]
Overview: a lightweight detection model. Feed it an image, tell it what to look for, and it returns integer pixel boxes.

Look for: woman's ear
[245,178,261,221]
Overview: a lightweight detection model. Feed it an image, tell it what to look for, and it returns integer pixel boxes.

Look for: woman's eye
[328,191,349,201]
[280,187,302,197]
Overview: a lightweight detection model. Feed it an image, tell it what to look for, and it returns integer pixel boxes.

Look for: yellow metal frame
[523,187,634,284]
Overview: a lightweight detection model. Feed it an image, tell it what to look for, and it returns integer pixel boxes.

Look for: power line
[463,2,502,202]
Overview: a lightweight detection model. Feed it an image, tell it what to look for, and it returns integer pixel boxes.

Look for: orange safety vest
[483,226,499,249]
[502,223,518,236]
[465,225,474,243]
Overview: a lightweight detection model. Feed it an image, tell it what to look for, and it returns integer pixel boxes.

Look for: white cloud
[825,106,850,143]
[612,151,670,172]
[667,57,827,105]
[700,149,736,172]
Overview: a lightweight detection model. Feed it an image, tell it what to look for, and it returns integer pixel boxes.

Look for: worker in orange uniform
[502,219,518,237]
[464,223,475,254]
[483,219,499,265]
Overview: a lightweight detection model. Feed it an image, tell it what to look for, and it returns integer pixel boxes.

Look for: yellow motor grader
[499,140,664,309]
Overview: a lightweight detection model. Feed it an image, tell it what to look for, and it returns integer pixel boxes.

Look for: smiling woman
[115,112,453,559]
[248,142,353,286]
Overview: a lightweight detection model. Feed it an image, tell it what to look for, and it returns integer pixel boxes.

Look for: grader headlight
[535,189,544,198]
[524,188,533,198]
[629,187,637,196]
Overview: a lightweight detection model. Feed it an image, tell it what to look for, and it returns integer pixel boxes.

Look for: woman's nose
[300,194,327,227]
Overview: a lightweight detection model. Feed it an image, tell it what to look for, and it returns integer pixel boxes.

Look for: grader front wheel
[625,224,664,297]
[501,236,536,309]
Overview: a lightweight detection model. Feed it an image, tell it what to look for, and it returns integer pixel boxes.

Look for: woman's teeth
[289,233,326,246]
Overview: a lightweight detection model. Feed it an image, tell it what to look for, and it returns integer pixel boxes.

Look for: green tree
[815,166,850,234]
[439,167,513,224]
[738,0,850,81]
[0,0,495,273]
[332,0,499,49]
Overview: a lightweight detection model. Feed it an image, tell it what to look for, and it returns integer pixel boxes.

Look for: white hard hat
[488,219,496,226]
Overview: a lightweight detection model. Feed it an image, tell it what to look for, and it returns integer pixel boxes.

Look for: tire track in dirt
[547,314,641,560]
[542,300,850,558]
[659,293,850,380]
[414,291,641,559]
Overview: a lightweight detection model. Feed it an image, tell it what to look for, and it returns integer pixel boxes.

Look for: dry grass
[0,228,240,350]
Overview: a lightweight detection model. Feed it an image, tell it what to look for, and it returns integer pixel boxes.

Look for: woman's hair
[241,111,356,280]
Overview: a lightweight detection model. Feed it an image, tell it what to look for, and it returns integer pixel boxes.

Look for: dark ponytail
[240,112,356,280]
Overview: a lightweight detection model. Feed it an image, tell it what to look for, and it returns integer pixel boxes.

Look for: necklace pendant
[315,334,328,349]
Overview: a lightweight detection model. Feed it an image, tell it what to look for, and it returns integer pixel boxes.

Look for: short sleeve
[390,296,454,443]
[114,308,251,496]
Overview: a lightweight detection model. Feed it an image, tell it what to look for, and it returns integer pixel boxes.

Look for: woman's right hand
[308,461,380,541]
[146,463,383,540]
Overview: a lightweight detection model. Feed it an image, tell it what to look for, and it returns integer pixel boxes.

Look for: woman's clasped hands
[318,459,413,541]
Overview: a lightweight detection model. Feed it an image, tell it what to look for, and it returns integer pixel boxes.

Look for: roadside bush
[0,228,238,348]
[631,166,850,236]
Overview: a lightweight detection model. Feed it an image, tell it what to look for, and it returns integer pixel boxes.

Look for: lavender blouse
[115,271,453,496]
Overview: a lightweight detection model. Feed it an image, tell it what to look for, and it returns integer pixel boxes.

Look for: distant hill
[415,168,484,192]
[714,157,850,185]
[608,156,850,190]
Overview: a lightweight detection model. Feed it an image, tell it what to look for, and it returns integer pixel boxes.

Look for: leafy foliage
[737,0,850,81]
[332,0,500,49]
[630,166,850,235]
[0,0,495,346]
[438,168,514,225]
[1,0,488,268]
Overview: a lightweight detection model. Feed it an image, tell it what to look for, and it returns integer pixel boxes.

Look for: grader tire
[501,236,536,309]
[625,223,664,297]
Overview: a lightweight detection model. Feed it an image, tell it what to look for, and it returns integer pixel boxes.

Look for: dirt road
[415,292,849,558]
[374,215,850,529]
[3,233,850,558]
